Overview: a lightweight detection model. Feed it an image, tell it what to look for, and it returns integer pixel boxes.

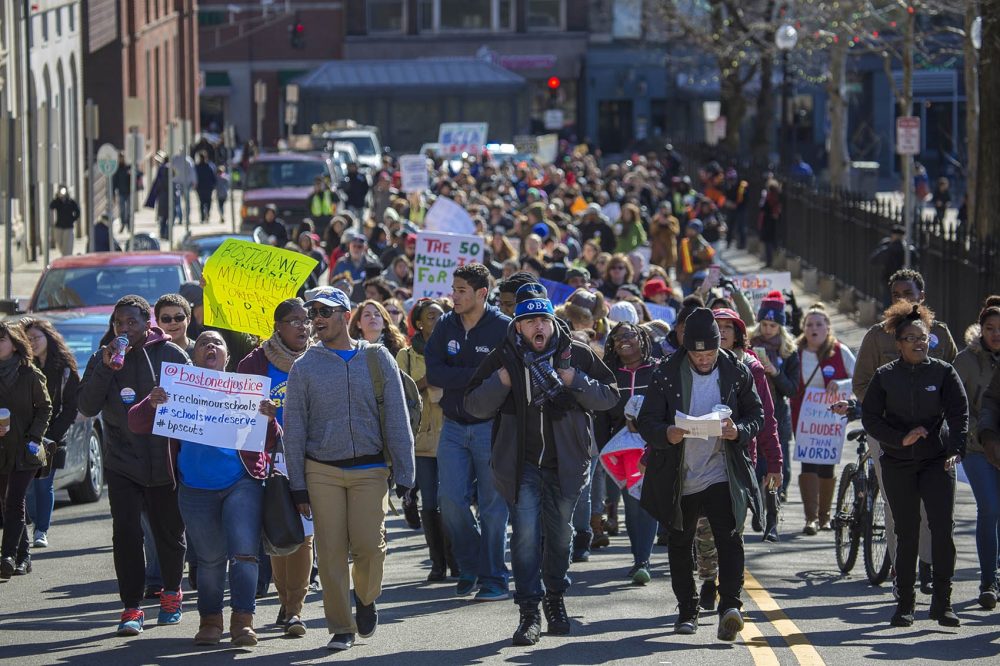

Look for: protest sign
[424,196,476,235]
[602,202,621,222]
[399,154,429,193]
[539,278,577,307]
[152,362,271,452]
[413,231,484,299]
[645,302,677,325]
[203,239,318,339]
[513,134,536,154]
[438,123,488,156]
[729,272,793,310]
[793,380,852,464]
[535,133,558,165]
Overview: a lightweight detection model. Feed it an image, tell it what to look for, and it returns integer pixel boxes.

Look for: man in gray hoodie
[283,286,414,652]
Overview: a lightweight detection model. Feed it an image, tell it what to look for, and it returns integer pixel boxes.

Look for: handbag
[35,438,59,479]
[261,436,305,555]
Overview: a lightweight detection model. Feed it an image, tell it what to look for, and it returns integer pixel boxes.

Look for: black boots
[699,579,717,612]
[763,489,780,543]
[918,560,934,595]
[542,592,570,635]
[421,510,447,582]
[512,605,542,646]
[929,579,960,627]
[891,593,915,627]
[403,491,422,530]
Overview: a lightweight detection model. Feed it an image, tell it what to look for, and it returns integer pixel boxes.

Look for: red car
[240,152,338,235]
[28,251,202,314]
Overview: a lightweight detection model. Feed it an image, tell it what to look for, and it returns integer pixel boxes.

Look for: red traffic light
[547,76,561,90]
[295,23,304,33]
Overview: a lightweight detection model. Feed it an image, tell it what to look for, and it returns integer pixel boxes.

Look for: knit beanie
[683,307,721,352]
[757,290,787,326]
[608,301,639,325]
[514,283,555,321]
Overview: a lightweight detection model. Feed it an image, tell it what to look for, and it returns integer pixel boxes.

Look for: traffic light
[547,76,560,103]
[289,20,305,49]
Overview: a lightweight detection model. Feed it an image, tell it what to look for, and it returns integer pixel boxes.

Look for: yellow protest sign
[203,239,318,339]
[570,196,588,215]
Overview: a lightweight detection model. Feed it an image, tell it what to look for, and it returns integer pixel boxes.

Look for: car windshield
[55,324,109,369]
[337,136,377,157]
[34,265,186,311]
[246,160,327,189]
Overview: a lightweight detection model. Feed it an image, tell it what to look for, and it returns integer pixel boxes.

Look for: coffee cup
[0,408,10,429]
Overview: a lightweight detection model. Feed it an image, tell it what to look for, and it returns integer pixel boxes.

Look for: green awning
[205,72,231,87]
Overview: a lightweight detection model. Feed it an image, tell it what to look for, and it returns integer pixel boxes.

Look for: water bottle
[27,441,40,455]
[110,335,129,371]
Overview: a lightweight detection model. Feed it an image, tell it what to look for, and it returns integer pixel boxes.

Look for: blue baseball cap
[304,286,352,311]
[514,283,555,321]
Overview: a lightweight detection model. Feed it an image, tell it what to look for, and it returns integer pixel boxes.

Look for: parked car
[26,252,202,314]
[240,152,337,235]
[317,123,383,171]
[180,232,255,264]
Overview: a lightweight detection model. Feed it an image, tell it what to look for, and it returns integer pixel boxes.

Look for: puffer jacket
[0,362,52,474]
[953,331,999,455]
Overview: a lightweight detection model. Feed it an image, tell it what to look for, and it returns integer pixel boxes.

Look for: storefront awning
[293,58,526,96]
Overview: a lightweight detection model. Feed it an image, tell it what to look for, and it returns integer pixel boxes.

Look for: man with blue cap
[466,283,619,646]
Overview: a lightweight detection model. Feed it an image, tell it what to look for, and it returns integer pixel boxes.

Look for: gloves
[395,484,411,500]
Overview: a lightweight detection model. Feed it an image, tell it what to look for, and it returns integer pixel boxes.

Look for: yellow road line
[744,568,826,666]
[739,611,781,666]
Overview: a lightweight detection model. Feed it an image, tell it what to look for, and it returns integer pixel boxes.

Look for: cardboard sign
[438,122,488,156]
[152,362,271,452]
[399,154,429,193]
[424,196,476,235]
[203,239,318,339]
[793,380,852,464]
[413,231,484,299]
[729,272,793,310]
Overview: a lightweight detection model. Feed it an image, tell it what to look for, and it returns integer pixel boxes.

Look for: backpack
[365,347,423,474]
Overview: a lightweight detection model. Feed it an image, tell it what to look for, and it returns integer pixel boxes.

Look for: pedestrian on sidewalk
[636,307,763,641]
[862,301,968,628]
[128,331,281,647]
[112,153,135,232]
[0,322,52,580]
[424,264,512,602]
[283,286,415,652]
[195,152,217,224]
[49,186,80,257]
[77,295,191,636]
[215,166,230,224]
[465,282,618,646]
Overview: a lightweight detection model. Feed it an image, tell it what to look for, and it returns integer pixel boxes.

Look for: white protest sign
[152,362,271,452]
[793,380,851,464]
[413,231,484,299]
[729,272,793,310]
[602,202,621,222]
[399,154,429,193]
[424,196,476,235]
[535,133,558,165]
[438,122,488,156]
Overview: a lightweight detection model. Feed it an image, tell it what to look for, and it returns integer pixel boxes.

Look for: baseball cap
[304,287,351,311]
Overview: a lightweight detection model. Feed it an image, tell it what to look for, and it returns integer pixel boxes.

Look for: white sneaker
[32,531,48,548]
[717,608,744,641]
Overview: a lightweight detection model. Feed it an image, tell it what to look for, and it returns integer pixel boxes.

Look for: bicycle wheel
[864,478,892,585]
[834,463,860,573]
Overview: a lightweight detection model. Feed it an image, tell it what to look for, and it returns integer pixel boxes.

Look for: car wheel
[68,428,104,504]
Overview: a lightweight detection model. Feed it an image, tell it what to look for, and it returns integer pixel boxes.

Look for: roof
[294,59,526,95]
[48,251,197,269]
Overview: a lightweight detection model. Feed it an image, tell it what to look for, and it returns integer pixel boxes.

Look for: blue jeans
[26,474,55,533]
[572,458,598,537]
[141,510,162,588]
[437,419,509,587]
[623,491,658,566]
[177,475,264,615]
[508,464,579,608]
[415,456,439,511]
[962,452,1000,590]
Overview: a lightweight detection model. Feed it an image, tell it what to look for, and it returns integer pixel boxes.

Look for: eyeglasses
[900,334,929,344]
[279,318,310,328]
[307,307,345,320]
[612,330,639,343]
[158,314,187,324]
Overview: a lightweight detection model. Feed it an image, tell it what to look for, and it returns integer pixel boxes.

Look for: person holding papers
[128,331,281,648]
[636,307,763,642]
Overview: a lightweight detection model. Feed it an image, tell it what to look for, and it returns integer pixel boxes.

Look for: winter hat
[712,307,746,337]
[757,290,787,326]
[532,222,551,239]
[608,301,639,325]
[683,307,721,352]
[642,278,672,300]
[514,283,555,321]
[687,219,704,234]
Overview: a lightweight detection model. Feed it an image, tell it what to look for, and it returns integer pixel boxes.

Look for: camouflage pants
[695,516,718,581]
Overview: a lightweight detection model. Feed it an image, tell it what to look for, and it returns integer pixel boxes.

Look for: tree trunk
[965,3,981,235]
[751,52,776,164]
[826,37,851,189]
[720,67,746,153]
[976,0,1000,240]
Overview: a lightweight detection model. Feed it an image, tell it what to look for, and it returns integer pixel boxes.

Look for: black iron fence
[676,143,1000,337]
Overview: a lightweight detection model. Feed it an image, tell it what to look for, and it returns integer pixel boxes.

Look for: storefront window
[369,0,405,33]
[527,0,562,31]
[440,0,490,30]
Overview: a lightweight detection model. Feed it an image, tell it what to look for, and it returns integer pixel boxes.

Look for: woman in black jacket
[862,302,969,628]
[22,318,80,549]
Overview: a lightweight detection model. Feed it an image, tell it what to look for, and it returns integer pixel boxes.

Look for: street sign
[544,109,564,130]
[896,116,921,155]
[124,97,145,132]
[286,84,299,104]
[96,144,118,176]
[254,80,267,105]
[285,103,298,127]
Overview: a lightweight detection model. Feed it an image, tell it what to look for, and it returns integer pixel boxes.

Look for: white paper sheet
[675,411,723,439]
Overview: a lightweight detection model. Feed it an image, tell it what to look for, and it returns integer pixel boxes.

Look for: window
[368,0,405,33]
[526,0,561,31]
[440,0,490,30]
[56,7,62,37]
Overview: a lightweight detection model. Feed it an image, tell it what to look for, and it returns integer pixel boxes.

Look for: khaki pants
[54,227,74,256]
[271,535,314,618]
[306,460,388,634]
[869,437,932,564]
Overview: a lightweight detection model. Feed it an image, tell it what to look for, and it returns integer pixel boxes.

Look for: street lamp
[775,24,798,168]
[971,15,982,50]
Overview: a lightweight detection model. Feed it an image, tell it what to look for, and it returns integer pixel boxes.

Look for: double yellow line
[739,569,826,666]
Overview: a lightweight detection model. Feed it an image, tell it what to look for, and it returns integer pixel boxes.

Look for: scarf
[0,355,22,390]
[515,334,563,407]
[263,333,309,373]
[750,333,783,368]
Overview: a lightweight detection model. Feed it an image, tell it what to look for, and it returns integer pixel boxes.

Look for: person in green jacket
[615,203,648,255]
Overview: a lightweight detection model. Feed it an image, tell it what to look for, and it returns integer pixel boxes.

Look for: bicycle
[833,428,892,585]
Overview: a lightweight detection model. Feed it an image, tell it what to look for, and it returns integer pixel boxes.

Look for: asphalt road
[1,470,997,666]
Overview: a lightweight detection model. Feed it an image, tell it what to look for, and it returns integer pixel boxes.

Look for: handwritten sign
[399,154,429,193]
[729,272,793,310]
[203,239,317,339]
[438,123,488,156]
[424,196,476,235]
[413,231,484,299]
[535,133,558,165]
[793,380,851,464]
[152,362,271,452]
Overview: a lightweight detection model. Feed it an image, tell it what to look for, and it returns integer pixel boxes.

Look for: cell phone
[753,346,769,364]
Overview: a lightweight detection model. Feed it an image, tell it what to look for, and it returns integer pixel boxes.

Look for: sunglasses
[307,306,345,320]
[280,318,310,328]
[158,314,187,324]
[612,330,639,342]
